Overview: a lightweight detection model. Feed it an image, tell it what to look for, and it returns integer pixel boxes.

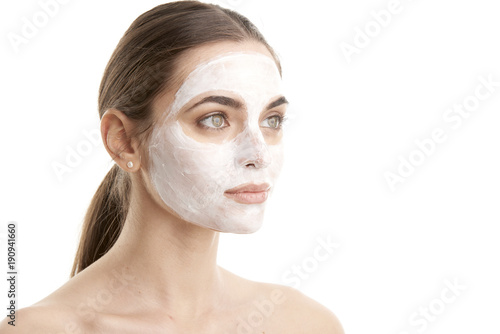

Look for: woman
[2,2,343,333]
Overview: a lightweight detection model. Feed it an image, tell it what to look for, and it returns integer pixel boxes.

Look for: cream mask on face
[148,52,285,233]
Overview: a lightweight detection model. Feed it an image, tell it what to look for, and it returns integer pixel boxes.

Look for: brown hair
[71,1,281,277]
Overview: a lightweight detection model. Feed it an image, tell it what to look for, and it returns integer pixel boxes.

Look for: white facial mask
[148,52,285,233]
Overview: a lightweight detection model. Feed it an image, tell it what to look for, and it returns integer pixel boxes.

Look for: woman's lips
[224,183,270,204]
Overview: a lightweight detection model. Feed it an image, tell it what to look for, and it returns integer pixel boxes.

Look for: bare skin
[0,41,344,334]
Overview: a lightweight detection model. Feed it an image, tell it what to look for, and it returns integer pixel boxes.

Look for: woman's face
[147,41,287,233]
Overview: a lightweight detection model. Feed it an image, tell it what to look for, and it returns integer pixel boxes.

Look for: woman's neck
[101,178,226,319]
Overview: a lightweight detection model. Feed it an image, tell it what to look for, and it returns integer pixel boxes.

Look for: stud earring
[127,161,134,169]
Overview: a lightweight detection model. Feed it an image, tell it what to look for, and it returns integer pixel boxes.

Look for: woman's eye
[260,115,282,129]
[199,114,228,129]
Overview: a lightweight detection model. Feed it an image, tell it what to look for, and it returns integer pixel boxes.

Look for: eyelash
[197,113,287,132]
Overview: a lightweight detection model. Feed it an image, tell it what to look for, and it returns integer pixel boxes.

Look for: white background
[1,0,499,333]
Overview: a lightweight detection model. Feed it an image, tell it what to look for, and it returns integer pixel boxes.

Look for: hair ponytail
[71,165,131,276]
[71,1,282,276]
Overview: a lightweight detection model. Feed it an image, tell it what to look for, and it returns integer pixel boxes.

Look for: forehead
[170,52,283,114]
[173,40,278,81]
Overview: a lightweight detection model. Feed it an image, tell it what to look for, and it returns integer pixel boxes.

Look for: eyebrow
[266,96,289,110]
[187,95,242,111]
[185,95,289,112]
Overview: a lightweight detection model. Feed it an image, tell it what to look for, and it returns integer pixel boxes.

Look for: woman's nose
[234,128,271,169]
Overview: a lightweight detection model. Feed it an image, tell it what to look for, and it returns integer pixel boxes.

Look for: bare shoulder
[0,306,51,333]
[247,280,344,334]
[283,286,344,333]
[0,303,91,334]
[220,268,344,333]
[271,284,344,333]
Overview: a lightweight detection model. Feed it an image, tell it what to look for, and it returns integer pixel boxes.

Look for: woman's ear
[100,109,142,172]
